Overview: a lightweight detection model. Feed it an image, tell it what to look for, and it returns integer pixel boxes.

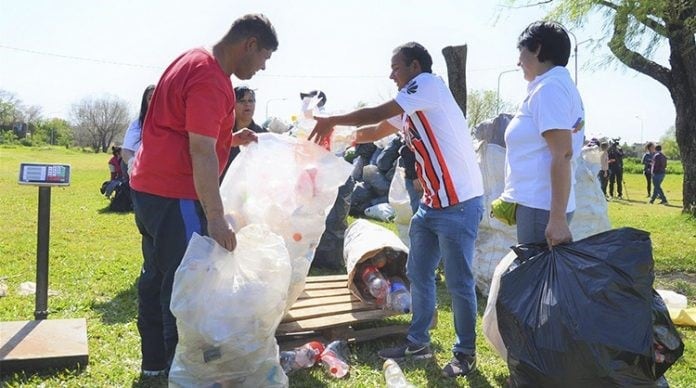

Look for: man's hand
[308,116,335,144]
[231,128,258,147]
[545,217,572,248]
[207,215,237,251]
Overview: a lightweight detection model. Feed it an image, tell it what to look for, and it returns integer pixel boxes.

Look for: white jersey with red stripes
[394,72,483,208]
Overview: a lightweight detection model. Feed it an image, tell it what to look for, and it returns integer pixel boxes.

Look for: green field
[0,146,694,387]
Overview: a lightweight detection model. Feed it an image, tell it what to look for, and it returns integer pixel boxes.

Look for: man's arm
[189,132,236,251]
[354,119,400,144]
[543,129,573,247]
[309,100,403,144]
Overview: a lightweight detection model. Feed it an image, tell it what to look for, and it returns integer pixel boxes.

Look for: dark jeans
[608,169,623,197]
[651,173,667,203]
[598,171,608,196]
[131,190,207,372]
[644,171,652,197]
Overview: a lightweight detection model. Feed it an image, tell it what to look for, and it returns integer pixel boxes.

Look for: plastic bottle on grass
[387,277,411,314]
[279,341,325,374]
[383,358,416,388]
[361,265,389,302]
[320,340,350,378]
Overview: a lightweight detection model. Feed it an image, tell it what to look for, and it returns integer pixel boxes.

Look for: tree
[516,0,696,215]
[71,95,130,152]
[467,89,516,128]
[661,125,681,160]
[34,118,74,147]
[442,45,468,116]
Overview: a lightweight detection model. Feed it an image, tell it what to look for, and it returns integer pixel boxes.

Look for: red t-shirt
[130,48,235,199]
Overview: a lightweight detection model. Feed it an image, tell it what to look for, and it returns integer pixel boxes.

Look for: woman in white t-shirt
[500,21,585,246]
[121,84,155,176]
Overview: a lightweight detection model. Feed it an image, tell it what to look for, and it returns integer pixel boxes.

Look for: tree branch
[607,6,672,89]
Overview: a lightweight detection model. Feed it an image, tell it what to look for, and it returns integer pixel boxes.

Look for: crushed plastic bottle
[361,265,389,302]
[279,341,325,374]
[320,340,350,378]
[387,277,411,314]
[383,358,416,388]
[371,253,387,269]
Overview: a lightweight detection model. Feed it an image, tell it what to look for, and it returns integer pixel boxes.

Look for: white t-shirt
[501,66,585,212]
[394,72,483,208]
[122,118,142,153]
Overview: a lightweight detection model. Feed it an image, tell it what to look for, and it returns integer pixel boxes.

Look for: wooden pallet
[276,274,408,349]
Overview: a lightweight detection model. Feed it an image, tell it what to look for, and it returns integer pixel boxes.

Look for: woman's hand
[545,217,572,247]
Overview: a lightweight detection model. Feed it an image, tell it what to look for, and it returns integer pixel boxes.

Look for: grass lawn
[0,146,694,387]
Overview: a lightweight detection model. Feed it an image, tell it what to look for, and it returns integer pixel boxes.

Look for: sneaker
[378,340,432,361]
[660,200,668,205]
[141,369,167,377]
[442,352,477,378]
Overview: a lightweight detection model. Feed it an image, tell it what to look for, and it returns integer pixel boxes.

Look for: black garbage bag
[497,228,660,388]
[312,177,355,270]
[652,291,685,378]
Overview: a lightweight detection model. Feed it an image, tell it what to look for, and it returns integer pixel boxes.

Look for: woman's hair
[139,84,155,127]
[645,141,655,151]
[517,21,571,66]
[234,86,256,101]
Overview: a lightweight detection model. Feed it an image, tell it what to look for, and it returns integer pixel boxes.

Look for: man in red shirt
[128,14,278,377]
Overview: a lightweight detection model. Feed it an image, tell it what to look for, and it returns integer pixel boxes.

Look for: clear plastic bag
[169,225,291,387]
[220,133,353,313]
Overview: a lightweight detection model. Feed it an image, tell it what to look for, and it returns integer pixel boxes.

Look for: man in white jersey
[310,42,484,378]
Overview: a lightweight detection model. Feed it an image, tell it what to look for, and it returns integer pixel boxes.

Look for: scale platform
[0,318,88,375]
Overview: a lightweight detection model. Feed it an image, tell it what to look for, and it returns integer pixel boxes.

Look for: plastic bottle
[360,265,389,302]
[383,358,416,388]
[654,325,680,350]
[320,340,350,378]
[387,277,411,314]
[279,341,325,374]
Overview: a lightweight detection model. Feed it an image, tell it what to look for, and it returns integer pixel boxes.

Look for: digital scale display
[18,163,71,186]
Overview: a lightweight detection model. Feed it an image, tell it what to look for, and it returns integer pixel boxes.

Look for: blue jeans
[406,196,483,355]
[404,178,423,214]
[515,204,574,245]
[651,173,667,203]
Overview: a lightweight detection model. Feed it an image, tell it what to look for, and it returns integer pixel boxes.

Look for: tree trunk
[668,41,696,214]
[442,45,468,116]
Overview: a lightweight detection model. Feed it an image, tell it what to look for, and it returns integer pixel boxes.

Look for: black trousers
[608,169,623,197]
[131,189,207,371]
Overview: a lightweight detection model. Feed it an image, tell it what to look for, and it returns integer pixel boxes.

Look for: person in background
[650,144,668,205]
[607,140,624,199]
[103,146,124,197]
[121,84,156,177]
[599,142,609,199]
[641,142,656,198]
[310,41,484,378]
[128,14,277,377]
[499,21,585,247]
[221,86,267,179]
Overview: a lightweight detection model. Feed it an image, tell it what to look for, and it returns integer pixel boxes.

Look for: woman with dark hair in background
[121,84,156,176]
[499,21,585,247]
[641,142,655,197]
[221,85,267,178]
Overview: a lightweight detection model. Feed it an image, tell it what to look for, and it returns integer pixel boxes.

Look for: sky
[0,0,677,144]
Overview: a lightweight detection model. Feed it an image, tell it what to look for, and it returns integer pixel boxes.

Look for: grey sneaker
[442,352,476,377]
[378,340,432,361]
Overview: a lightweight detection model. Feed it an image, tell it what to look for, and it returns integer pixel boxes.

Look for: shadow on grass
[92,278,138,325]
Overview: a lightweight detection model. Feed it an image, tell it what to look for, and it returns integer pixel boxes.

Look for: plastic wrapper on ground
[388,166,412,246]
[169,225,291,387]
